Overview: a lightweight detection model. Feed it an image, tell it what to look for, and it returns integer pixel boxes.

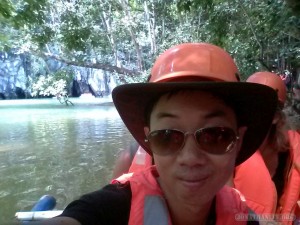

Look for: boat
[15,195,63,222]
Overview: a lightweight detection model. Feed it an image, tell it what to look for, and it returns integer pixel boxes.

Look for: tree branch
[238,2,262,50]
[35,51,140,76]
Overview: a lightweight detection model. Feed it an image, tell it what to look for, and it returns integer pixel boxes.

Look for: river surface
[0,98,135,225]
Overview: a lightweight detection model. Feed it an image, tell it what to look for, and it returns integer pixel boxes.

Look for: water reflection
[0,99,134,224]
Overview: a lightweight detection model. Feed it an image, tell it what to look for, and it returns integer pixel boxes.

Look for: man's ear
[144,127,150,136]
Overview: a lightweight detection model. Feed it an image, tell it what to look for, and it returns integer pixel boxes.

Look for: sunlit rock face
[0,52,27,99]
[0,52,115,100]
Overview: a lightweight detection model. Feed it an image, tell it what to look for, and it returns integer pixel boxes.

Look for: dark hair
[144,89,240,127]
[267,109,289,153]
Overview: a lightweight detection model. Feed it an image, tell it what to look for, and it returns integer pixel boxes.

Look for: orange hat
[150,43,240,82]
[247,71,286,105]
[112,43,277,165]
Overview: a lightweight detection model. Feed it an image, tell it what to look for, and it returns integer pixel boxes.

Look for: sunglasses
[145,127,239,156]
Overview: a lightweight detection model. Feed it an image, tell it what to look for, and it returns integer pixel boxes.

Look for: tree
[0,0,299,83]
[31,68,74,105]
[176,0,300,79]
[285,0,300,15]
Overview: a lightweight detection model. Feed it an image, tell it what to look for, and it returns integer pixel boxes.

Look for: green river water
[0,98,134,224]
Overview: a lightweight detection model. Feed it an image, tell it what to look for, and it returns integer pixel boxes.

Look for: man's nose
[177,134,208,165]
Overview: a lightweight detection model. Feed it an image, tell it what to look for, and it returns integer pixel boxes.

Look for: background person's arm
[111,141,139,179]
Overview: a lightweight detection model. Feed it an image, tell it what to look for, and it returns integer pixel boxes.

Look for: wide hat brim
[112,82,277,165]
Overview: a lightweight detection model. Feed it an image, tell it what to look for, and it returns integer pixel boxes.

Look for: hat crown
[150,43,240,83]
[247,72,287,103]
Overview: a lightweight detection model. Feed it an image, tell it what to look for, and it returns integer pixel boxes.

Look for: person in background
[36,43,278,225]
[111,143,154,178]
[232,71,300,225]
[111,140,139,179]
[280,71,292,91]
[292,82,300,114]
[292,83,300,101]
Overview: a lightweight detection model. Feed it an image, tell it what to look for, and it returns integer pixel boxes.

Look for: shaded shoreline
[0,96,114,108]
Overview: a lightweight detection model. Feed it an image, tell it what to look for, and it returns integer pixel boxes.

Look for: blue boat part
[15,210,63,221]
[31,195,56,211]
[16,195,60,223]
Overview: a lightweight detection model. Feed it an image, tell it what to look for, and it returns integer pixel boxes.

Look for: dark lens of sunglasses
[147,130,184,155]
[195,127,236,154]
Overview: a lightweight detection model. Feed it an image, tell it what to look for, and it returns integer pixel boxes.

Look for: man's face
[144,91,246,205]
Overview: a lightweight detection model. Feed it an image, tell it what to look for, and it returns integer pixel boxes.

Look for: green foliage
[176,0,300,78]
[53,68,74,86]
[0,0,13,19]
[32,75,66,97]
[13,0,48,28]
[31,69,74,97]
[0,0,299,83]
[285,0,300,15]
[31,26,55,48]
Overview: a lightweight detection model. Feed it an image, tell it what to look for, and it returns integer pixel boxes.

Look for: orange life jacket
[114,166,250,225]
[234,130,300,225]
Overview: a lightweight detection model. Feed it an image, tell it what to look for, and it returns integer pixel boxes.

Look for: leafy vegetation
[31,68,74,101]
[0,0,299,85]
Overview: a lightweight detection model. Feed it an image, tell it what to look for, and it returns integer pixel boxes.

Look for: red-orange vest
[114,166,250,225]
[234,130,300,225]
